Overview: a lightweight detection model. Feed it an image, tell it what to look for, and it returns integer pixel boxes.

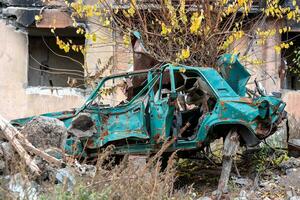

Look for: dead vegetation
[0,114,191,199]
[0,139,194,200]
[40,150,184,200]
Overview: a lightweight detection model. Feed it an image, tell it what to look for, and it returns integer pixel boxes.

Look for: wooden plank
[217,130,240,195]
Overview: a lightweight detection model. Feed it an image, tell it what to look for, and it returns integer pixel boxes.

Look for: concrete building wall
[0,20,85,120]
[282,90,300,140]
[0,8,133,120]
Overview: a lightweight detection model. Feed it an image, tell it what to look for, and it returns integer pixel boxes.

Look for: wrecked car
[11,54,286,160]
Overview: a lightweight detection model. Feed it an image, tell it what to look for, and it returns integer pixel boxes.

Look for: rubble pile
[0,114,95,199]
[21,116,67,149]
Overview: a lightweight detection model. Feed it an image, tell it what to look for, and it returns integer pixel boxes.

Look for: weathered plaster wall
[235,19,300,139]
[84,0,133,106]
[283,90,300,120]
[235,19,281,93]
[0,20,85,120]
[282,90,300,140]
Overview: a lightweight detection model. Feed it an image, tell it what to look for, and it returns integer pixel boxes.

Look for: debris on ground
[21,116,67,149]
[55,168,76,191]
[0,142,14,162]
[264,119,288,149]
[0,113,300,199]
[279,157,300,171]
[74,160,96,177]
[8,173,40,200]
[231,176,253,188]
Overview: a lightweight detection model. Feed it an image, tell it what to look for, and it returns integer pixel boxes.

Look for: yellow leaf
[287,12,293,20]
[179,0,187,24]
[180,47,190,60]
[103,18,110,26]
[34,15,42,22]
[63,45,70,53]
[128,7,135,16]
[72,45,77,51]
[179,67,186,73]
[92,33,97,42]
[161,22,171,36]
[274,45,281,54]
[190,11,204,34]
[123,34,131,47]
[283,27,287,32]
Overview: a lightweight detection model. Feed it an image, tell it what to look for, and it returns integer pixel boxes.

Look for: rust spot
[205,125,209,131]
[101,130,109,137]
[168,100,176,106]
[197,141,203,147]
[239,97,253,104]
[153,134,160,143]
[255,122,271,138]
[220,101,225,107]
[86,139,94,148]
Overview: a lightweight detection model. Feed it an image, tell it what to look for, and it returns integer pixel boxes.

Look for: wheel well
[209,124,261,147]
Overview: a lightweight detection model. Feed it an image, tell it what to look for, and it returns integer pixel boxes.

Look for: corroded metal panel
[10,54,287,158]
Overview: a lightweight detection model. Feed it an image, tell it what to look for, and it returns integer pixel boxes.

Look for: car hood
[218,54,251,97]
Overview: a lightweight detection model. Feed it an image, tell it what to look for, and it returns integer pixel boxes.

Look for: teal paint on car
[10,54,286,158]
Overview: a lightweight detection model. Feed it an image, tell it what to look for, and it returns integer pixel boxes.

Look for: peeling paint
[25,87,88,98]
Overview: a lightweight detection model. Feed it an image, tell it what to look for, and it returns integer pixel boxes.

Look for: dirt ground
[175,147,300,199]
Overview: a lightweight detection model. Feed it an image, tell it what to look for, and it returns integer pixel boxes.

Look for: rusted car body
[11,54,286,159]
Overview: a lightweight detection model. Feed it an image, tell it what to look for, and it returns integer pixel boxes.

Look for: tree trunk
[217,129,240,194]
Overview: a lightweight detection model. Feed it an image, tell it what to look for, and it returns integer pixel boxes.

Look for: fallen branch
[0,114,41,176]
[17,133,65,168]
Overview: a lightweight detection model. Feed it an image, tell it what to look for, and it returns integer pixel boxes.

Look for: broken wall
[85,27,132,105]
[282,90,300,140]
[0,4,133,119]
[0,20,85,120]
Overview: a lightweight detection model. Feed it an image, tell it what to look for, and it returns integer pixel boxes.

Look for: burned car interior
[87,67,217,142]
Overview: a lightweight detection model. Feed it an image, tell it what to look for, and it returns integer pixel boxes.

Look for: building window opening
[282,32,300,90]
[28,29,85,88]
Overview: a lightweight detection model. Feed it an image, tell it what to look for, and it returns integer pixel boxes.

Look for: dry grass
[1,143,195,200]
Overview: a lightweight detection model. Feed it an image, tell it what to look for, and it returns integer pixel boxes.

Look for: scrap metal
[11,54,287,159]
